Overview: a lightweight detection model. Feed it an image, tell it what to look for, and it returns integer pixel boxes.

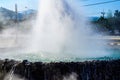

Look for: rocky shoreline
[0,59,120,80]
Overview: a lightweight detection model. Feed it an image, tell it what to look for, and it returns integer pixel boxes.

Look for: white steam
[63,72,78,80]
[28,0,108,59]
[4,74,24,80]
[0,0,110,61]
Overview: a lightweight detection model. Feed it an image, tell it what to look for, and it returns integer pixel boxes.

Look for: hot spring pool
[0,48,120,62]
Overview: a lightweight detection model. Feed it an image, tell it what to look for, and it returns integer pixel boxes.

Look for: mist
[4,74,25,80]
[28,0,109,59]
[63,72,78,80]
[0,0,110,61]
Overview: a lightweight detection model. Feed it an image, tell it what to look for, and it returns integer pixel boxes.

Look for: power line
[81,0,90,1]
[84,0,120,6]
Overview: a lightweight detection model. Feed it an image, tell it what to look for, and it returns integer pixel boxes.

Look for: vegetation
[92,10,120,35]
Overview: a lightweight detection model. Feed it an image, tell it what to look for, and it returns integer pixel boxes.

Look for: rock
[0,59,120,80]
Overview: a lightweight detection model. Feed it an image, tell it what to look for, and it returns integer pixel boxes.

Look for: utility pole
[25,6,28,20]
[14,4,18,45]
[15,4,18,23]
[101,10,105,18]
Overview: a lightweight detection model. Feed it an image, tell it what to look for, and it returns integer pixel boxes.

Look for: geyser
[0,0,110,61]
[28,0,108,59]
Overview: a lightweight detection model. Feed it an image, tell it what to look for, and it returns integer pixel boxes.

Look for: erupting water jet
[27,0,109,60]
[0,0,112,62]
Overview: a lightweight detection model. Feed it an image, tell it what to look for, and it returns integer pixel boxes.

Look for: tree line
[92,10,120,35]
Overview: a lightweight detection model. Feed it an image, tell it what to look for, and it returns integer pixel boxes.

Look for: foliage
[92,10,120,35]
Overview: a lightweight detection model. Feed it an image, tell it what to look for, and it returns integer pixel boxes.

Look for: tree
[114,10,120,18]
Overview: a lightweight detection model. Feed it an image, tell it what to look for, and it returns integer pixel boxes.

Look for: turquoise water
[108,48,120,58]
[0,48,120,62]
[6,48,119,62]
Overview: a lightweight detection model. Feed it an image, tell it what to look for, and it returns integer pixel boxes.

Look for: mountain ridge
[0,7,98,22]
[0,7,37,21]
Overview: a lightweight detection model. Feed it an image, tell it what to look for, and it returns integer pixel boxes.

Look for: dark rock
[14,59,120,80]
[0,59,120,80]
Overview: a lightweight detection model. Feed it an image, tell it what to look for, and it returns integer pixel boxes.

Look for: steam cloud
[63,73,78,80]
[0,0,109,61]
[28,0,109,59]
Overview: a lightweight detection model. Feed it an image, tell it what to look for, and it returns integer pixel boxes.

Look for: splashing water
[63,72,78,80]
[4,64,23,80]
[0,0,111,62]
[27,0,109,60]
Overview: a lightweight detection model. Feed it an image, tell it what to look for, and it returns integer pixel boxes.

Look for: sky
[82,0,120,16]
[0,0,120,16]
[0,0,39,11]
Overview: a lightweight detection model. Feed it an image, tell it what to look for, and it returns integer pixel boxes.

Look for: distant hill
[0,7,37,21]
[20,9,36,15]
[0,7,16,20]
[0,7,99,22]
[19,9,37,20]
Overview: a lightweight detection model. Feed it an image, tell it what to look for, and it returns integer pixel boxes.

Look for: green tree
[114,10,120,18]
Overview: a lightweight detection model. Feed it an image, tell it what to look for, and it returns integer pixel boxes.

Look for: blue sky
[82,0,120,16]
[0,0,120,16]
[0,0,39,11]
